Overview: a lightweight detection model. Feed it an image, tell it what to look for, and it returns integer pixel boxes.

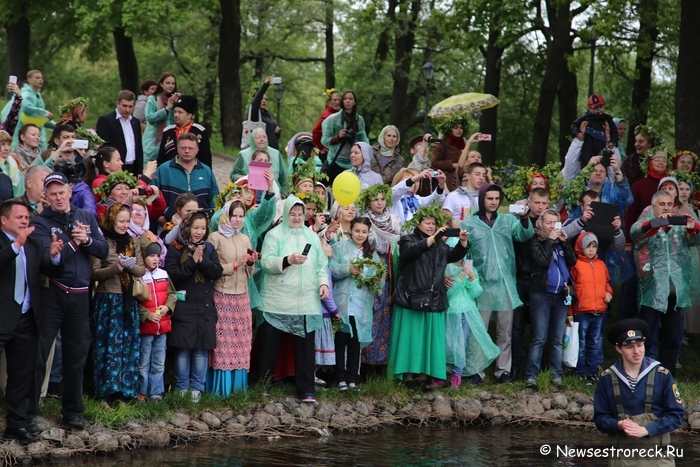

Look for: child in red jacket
[567,232,613,383]
[137,241,177,401]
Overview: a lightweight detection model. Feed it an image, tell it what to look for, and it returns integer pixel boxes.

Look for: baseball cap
[43,172,70,188]
[588,94,606,108]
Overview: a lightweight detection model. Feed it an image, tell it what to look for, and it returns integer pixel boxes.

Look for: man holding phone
[630,190,699,376]
[95,90,144,177]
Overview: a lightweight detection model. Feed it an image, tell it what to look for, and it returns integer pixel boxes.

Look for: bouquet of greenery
[501,161,565,203]
[561,164,595,208]
[350,257,386,294]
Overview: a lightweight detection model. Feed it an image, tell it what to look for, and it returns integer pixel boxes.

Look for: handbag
[241,105,266,149]
[133,276,151,301]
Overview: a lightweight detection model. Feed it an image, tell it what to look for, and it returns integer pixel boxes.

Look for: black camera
[322,213,331,225]
[343,129,356,142]
[600,148,614,167]
[428,137,442,144]
[54,160,86,182]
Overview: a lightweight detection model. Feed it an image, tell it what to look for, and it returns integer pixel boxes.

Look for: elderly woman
[257,196,330,403]
[625,148,669,242]
[230,128,289,195]
[94,170,140,221]
[321,90,369,185]
[371,125,404,184]
[388,206,469,390]
[142,72,178,165]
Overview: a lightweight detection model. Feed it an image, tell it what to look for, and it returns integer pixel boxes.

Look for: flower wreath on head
[672,150,699,170]
[502,161,565,203]
[561,164,595,209]
[57,97,89,118]
[640,146,669,176]
[402,204,451,232]
[356,184,393,213]
[324,88,337,102]
[75,127,105,146]
[634,124,666,148]
[215,181,243,210]
[296,192,325,212]
[670,169,700,206]
[434,112,470,137]
[94,170,139,202]
[289,157,328,190]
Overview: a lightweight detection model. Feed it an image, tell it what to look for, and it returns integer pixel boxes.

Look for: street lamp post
[588,19,596,97]
[422,61,435,134]
[274,83,284,128]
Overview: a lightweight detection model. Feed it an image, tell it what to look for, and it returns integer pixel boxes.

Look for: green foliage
[561,164,595,208]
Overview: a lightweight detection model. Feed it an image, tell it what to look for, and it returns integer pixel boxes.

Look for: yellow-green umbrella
[428,93,500,119]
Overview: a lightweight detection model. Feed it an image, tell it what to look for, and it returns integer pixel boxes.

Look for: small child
[570,93,618,167]
[330,217,384,390]
[137,240,177,401]
[567,232,613,383]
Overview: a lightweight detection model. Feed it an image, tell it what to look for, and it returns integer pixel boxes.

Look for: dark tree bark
[219,0,243,149]
[479,24,504,166]
[113,27,139,93]
[626,0,660,154]
[675,0,700,153]
[529,0,573,165]
[374,0,398,72]
[557,45,578,163]
[201,14,220,134]
[324,0,335,89]
[6,14,31,81]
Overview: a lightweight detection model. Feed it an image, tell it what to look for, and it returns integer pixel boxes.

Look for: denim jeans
[452,314,470,376]
[526,291,568,379]
[173,348,208,392]
[138,334,167,397]
[574,314,603,376]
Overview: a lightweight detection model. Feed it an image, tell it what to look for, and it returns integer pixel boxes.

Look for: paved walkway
[212,151,235,190]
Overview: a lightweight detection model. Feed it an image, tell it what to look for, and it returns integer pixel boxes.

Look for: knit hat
[175,95,197,115]
[588,94,606,108]
[144,241,162,258]
[581,232,598,251]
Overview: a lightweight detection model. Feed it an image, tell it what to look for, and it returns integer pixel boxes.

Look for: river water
[82,426,699,466]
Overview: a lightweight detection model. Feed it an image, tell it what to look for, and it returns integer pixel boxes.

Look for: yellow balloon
[332,171,361,206]
[20,113,49,127]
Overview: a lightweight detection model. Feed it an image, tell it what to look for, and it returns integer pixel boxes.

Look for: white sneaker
[177,389,188,397]
[191,390,201,403]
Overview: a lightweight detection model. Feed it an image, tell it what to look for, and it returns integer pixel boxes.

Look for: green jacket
[4,84,55,151]
[258,196,329,336]
[631,211,698,312]
[142,95,174,164]
[460,213,534,311]
[320,110,369,170]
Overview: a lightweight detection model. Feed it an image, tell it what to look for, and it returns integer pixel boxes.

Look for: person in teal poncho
[2,71,55,151]
[230,128,290,194]
[257,196,330,402]
[142,73,178,166]
[460,183,534,384]
[330,217,385,389]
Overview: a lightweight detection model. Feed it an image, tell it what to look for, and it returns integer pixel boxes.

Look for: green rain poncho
[460,213,534,311]
[230,128,290,194]
[329,239,385,348]
[258,196,329,336]
[444,262,500,374]
[631,211,699,312]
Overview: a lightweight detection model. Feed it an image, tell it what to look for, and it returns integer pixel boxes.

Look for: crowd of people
[0,72,689,451]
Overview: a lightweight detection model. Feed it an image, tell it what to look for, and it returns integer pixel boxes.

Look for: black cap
[175,95,197,115]
[607,318,649,346]
[43,172,70,188]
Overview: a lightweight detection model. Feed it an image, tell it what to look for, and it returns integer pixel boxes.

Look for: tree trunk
[675,0,700,153]
[479,26,504,166]
[389,0,422,137]
[219,0,243,149]
[529,1,572,165]
[557,46,578,163]
[324,0,335,89]
[374,0,398,72]
[626,0,660,154]
[6,14,31,81]
[113,27,140,93]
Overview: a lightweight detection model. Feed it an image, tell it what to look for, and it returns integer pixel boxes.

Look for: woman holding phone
[142,73,179,165]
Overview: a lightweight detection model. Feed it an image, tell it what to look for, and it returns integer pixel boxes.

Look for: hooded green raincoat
[230,129,290,194]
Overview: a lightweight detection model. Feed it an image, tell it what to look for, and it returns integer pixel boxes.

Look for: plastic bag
[562,322,580,368]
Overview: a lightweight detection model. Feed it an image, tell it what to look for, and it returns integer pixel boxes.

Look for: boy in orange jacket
[567,233,613,383]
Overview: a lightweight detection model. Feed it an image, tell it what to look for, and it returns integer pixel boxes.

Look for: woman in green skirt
[388,206,469,391]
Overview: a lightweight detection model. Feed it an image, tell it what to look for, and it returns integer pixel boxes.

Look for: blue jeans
[452,314,470,376]
[574,314,603,376]
[138,334,167,397]
[526,291,568,379]
[173,348,208,392]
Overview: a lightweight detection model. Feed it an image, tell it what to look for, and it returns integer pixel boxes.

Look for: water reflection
[83,426,698,467]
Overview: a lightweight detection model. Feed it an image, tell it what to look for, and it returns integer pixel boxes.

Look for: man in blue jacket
[594,318,684,466]
[27,172,108,431]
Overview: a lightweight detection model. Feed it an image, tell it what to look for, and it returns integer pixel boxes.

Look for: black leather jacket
[527,236,576,293]
[393,228,469,312]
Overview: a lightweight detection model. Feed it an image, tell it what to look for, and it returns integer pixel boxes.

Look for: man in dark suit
[95,90,143,176]
[157,95,212,167]
[0,199,63,442]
